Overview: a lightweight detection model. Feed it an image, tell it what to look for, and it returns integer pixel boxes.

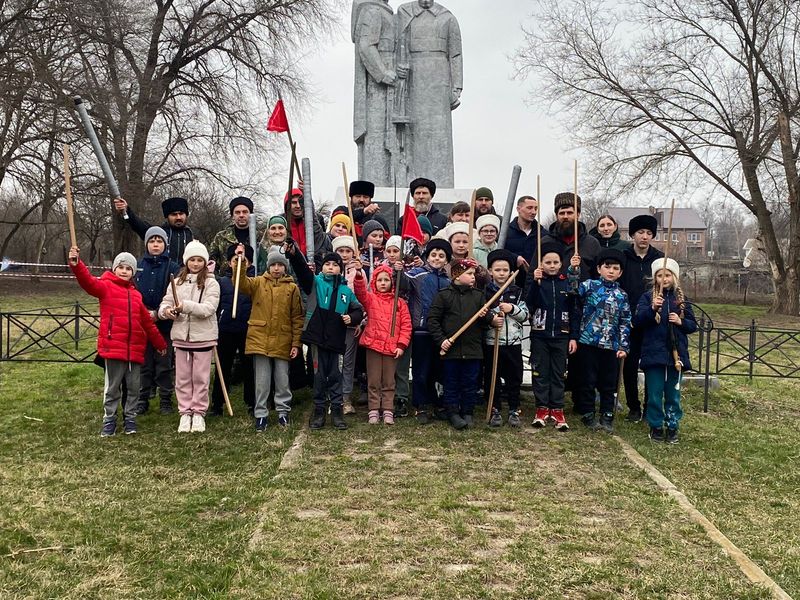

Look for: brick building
[608,206,707,262]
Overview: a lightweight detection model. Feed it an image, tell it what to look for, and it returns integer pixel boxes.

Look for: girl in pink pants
[159,241,220,433]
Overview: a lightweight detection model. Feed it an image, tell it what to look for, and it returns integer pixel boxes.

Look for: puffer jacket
[575,278,631,353]
[217,266,254,334]
[635,289,697,370]
[525,271,580,340]
[428,282,493,360]
[237,269,304,359]
[158,273,220,345]
[136,251,181,335]
[353,265,412,356]
[401,264,451,331]
[589,227,631,251]
[483,280,529,346]
[70,260,166,362]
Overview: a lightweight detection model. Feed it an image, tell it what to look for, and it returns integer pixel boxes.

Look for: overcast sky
[278,0,577,217]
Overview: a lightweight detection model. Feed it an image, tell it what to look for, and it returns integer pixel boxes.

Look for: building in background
[609,206,707,261]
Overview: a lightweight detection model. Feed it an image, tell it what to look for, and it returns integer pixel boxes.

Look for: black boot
[331,404,348,430]
[135,398,150,415]
[159,396,174,415]
[309,405,326,430]
[448,411,468,430]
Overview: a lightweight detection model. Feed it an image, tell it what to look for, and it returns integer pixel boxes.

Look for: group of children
[70,203,696,445]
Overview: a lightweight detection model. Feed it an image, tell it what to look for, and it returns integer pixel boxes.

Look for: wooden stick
[467,187,476,259]
[536,174,542,267]
[63,144,78,264]
[170,273,179,305]
[341,162,359,251]
[653,198,677,299]
[440,270,518,356]
[573,160,579,256]
[485,327,501,421]
[614,357,626,417]
[232,253,242,319]
[213,347,234,416]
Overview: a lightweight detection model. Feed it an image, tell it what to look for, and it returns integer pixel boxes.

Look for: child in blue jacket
[635,258,697,444]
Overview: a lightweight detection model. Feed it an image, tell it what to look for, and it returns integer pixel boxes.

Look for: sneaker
[255,417,267,432]
[551,409,570,431]
[135,399,149,415]
[665,428,679,444]
[123,419,137,435]
[159,397,174,415]
[448,412,468,430]
[191,414,206,433]
[415,410,431,425]
[331,405,348,430]
[508,410,522,428]
[531,407,549,428]
[597,412,614,433]
[649,426,665,442]
[383,411,395,425]
[100,420,116,437]
[463,414,474,428]
[581,412,596,429]
[625,409,642,423]
[396,399,409,418]
[178,414,192,433]
[309,406,326,430]
[368,410,380,425]
[488,409,503,427]
[278,414,289,428]
[343,394,356,415]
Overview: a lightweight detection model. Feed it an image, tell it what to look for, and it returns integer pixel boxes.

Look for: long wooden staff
[573,160,579,256]
[440,270,519,356]
[485,328,501,422]
[63,144,78,264]
[232,253,242,319]
[467,188,476,259]
[536,174,542,267]
[614,357,626,417]
[341,162,360,251]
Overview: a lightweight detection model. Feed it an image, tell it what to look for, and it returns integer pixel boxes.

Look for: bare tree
[516,0,800,314]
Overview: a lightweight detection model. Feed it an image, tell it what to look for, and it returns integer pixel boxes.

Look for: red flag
[401,202,424,245]
[267,100,289,133]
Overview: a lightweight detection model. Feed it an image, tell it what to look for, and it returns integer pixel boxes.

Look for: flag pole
[278,94,302,179]
[390,190,412,337]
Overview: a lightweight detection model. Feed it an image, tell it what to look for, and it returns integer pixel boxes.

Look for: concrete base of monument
[334,186,475,232]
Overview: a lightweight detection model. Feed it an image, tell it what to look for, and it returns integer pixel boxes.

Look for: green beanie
[268,215,288,227]
[475,186,494,201]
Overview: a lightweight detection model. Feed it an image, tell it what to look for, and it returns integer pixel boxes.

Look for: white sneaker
[191,414,206,433]
[178,414,192,433]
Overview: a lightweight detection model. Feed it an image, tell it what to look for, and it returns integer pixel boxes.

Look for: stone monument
[352,0,463,189]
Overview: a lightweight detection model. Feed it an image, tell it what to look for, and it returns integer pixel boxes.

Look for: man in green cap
[473,186,499,225]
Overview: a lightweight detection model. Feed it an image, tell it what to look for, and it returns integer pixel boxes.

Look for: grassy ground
[0,294,797,598]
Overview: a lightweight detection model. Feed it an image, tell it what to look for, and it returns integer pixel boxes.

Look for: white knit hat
[476,214,500,234]
[385,235,402,250]
[112,252,137,271]
[183,240,209,264]
[332,236,356,252]
[652,257,680,280]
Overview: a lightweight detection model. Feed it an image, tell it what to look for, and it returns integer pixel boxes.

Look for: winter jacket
[70,260,166,363]
[504,217,548,279]
[217,266,254,334]
[525,271,580,340]
[158,274,220,346]
[483,281,529,346]
[400,264,451,332]
[428,283,493,360]
[541,221,602,282]
[589,227,631,251]
[575,278,631,353]
[136,251,181,335]
[473,240,497,269]
[236,269,304,360]
[207,225,267,276]
[620,245,665,312]
[635,289,697,371]
[353,266,412,356]
[397,203,447,236]
[288,248,364,354]
[282,197,327,258]
[125,207,194,265]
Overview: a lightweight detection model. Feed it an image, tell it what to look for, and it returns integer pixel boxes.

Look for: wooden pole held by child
[440,270,518,356]
[212,347,234,416]
[573,160,579,256]
[63,144,78,264]
[536,174,542,267]
[341,162,360,252]
[485,327,501,421]
[614,357,626,417]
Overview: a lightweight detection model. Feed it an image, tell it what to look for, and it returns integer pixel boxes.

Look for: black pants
[531,337,568,409]
[623,326,648,413]
[139,339,174,402]
[312,346,343,408]
[575,344,619,416]
[482,343,523,411]
[211,331,254,412]
[411,332,440,409]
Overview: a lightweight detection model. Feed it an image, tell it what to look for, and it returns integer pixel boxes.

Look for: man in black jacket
[504,195,547,288]
[114,196,194,264]
[540,192,601,283]
[620,214,664,422]
[397,178,448,235]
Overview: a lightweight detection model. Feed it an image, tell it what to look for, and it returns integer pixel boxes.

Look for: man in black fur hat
[349,180,390,237]
[540,192,600,282]
[396,177,447,235]
[620,213,664,423]
[114,196,194,264]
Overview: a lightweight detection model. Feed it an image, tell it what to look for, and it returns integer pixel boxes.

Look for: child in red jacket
[69,246,167,437]
[353,263,412,424]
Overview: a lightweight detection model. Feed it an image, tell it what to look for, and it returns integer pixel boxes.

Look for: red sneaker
[531,407,549,428]
[551,409,570,431]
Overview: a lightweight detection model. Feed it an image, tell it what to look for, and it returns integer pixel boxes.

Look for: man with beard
[504,195,547,288]
[396,177,448,235]
[349,180,390,239]
[620,214,664,422]
[208,197,265,275]
[472,186,499,225]
[541,192,600,282]
[283,188,328,260]
[114,196,194,264]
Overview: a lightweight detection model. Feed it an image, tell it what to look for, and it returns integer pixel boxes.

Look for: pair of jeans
[441,359,480,416]
[644,366,683,429]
